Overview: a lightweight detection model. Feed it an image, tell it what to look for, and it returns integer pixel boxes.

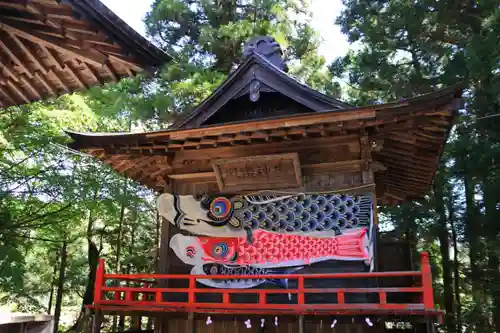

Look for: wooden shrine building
[0,0,170,108]
[67,36,463,333]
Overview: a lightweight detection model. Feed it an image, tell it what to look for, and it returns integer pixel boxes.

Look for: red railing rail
[92,252,435,314]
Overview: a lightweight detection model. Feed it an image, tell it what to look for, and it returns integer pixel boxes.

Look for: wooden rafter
[0,34,32,77]
[7,32,48,75]
[0,22,108,66]
[0,0,169,108]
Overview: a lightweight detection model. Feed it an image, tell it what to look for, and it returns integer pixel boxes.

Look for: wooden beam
[0,15,74,41]
[30,2,74,20]
[59,20,92,34]
[383,158,433,170]
[64,61,87,89]
[0,1,24,11]
[384,191,406,201]
[168,172,216,180]
[0,22,108,67]
[0,86,17,105]
[0,34,32,77]
[387,181,426,192]
[0,10,43,26]
[42,46,63,71]
[0,57,19,82]
[19,75,42,100]
[80,61,102,85]
[34,71,55,96]
[388,173,431,185]
[108,54,142,73]
[24,2,80,40]
[103,63,117,82]
[173,135,359,161]
[47,69,68,93]
[168,160,364,180]
[8,32,48,75]
[302,159,364,171]
[148,110,376,140]
[6,79,29,104]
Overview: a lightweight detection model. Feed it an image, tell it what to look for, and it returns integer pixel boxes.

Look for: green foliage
[336,0,500,332]
[0,95,157,332]
[83,0,343,128]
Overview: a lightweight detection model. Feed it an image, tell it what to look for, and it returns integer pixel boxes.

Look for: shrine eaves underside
[67,84,463,205]
[0,0,170,108]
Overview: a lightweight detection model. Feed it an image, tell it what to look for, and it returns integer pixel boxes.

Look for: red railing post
[379,291,387,305]
[223,292,230,304]
[188,276,195,307]
[259,291,266,305]
[298,276,305,305]
[93,258,105,305]
[420,252,435,309]
[337,292,345,305]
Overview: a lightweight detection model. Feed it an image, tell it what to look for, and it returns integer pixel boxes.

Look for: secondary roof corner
[172,36,350,129]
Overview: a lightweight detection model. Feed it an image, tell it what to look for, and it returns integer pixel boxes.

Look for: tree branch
[7,204,72,230]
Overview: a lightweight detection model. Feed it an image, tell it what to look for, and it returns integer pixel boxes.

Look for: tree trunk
[433,180,455,332]
[129,211,142,329]
[463,169,486,330]
[68,205,100,332]
[111,185,127,332]
[47,250,59,314]
[53,241,67,333]
[448,197,462,332]
[487,253,500,333]
[117,266,127,332]
[482,178,500,333]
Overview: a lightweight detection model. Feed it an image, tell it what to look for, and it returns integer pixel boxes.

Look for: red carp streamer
[197,228,369,265]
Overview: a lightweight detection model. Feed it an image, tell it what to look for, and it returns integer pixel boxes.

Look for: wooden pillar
[156,187,173,333]
[426,319,436,333]
[157,216,172,275]
[186,313,195,333]
[154,316,168,333]
[158,180,173,278]
[298,316,304,333]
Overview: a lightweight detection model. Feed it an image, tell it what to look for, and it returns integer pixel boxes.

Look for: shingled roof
[0,0,170,108]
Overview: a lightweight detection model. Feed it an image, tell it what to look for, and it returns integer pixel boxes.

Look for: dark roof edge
[63,0,172,67]
[254,54,350,109]
[171,53,349,129]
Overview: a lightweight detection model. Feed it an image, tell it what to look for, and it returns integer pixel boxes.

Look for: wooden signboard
[212,153,302,192]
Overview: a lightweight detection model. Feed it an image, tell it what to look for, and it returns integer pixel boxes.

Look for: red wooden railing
[91,252,438,316]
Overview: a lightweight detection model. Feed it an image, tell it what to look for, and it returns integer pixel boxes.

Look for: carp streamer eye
[212,243,229,259]
[209,197,232,220]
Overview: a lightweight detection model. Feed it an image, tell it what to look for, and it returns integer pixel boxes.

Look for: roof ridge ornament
[243,36,288,72]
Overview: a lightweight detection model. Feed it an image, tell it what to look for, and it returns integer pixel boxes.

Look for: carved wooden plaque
[212,153,302,192]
